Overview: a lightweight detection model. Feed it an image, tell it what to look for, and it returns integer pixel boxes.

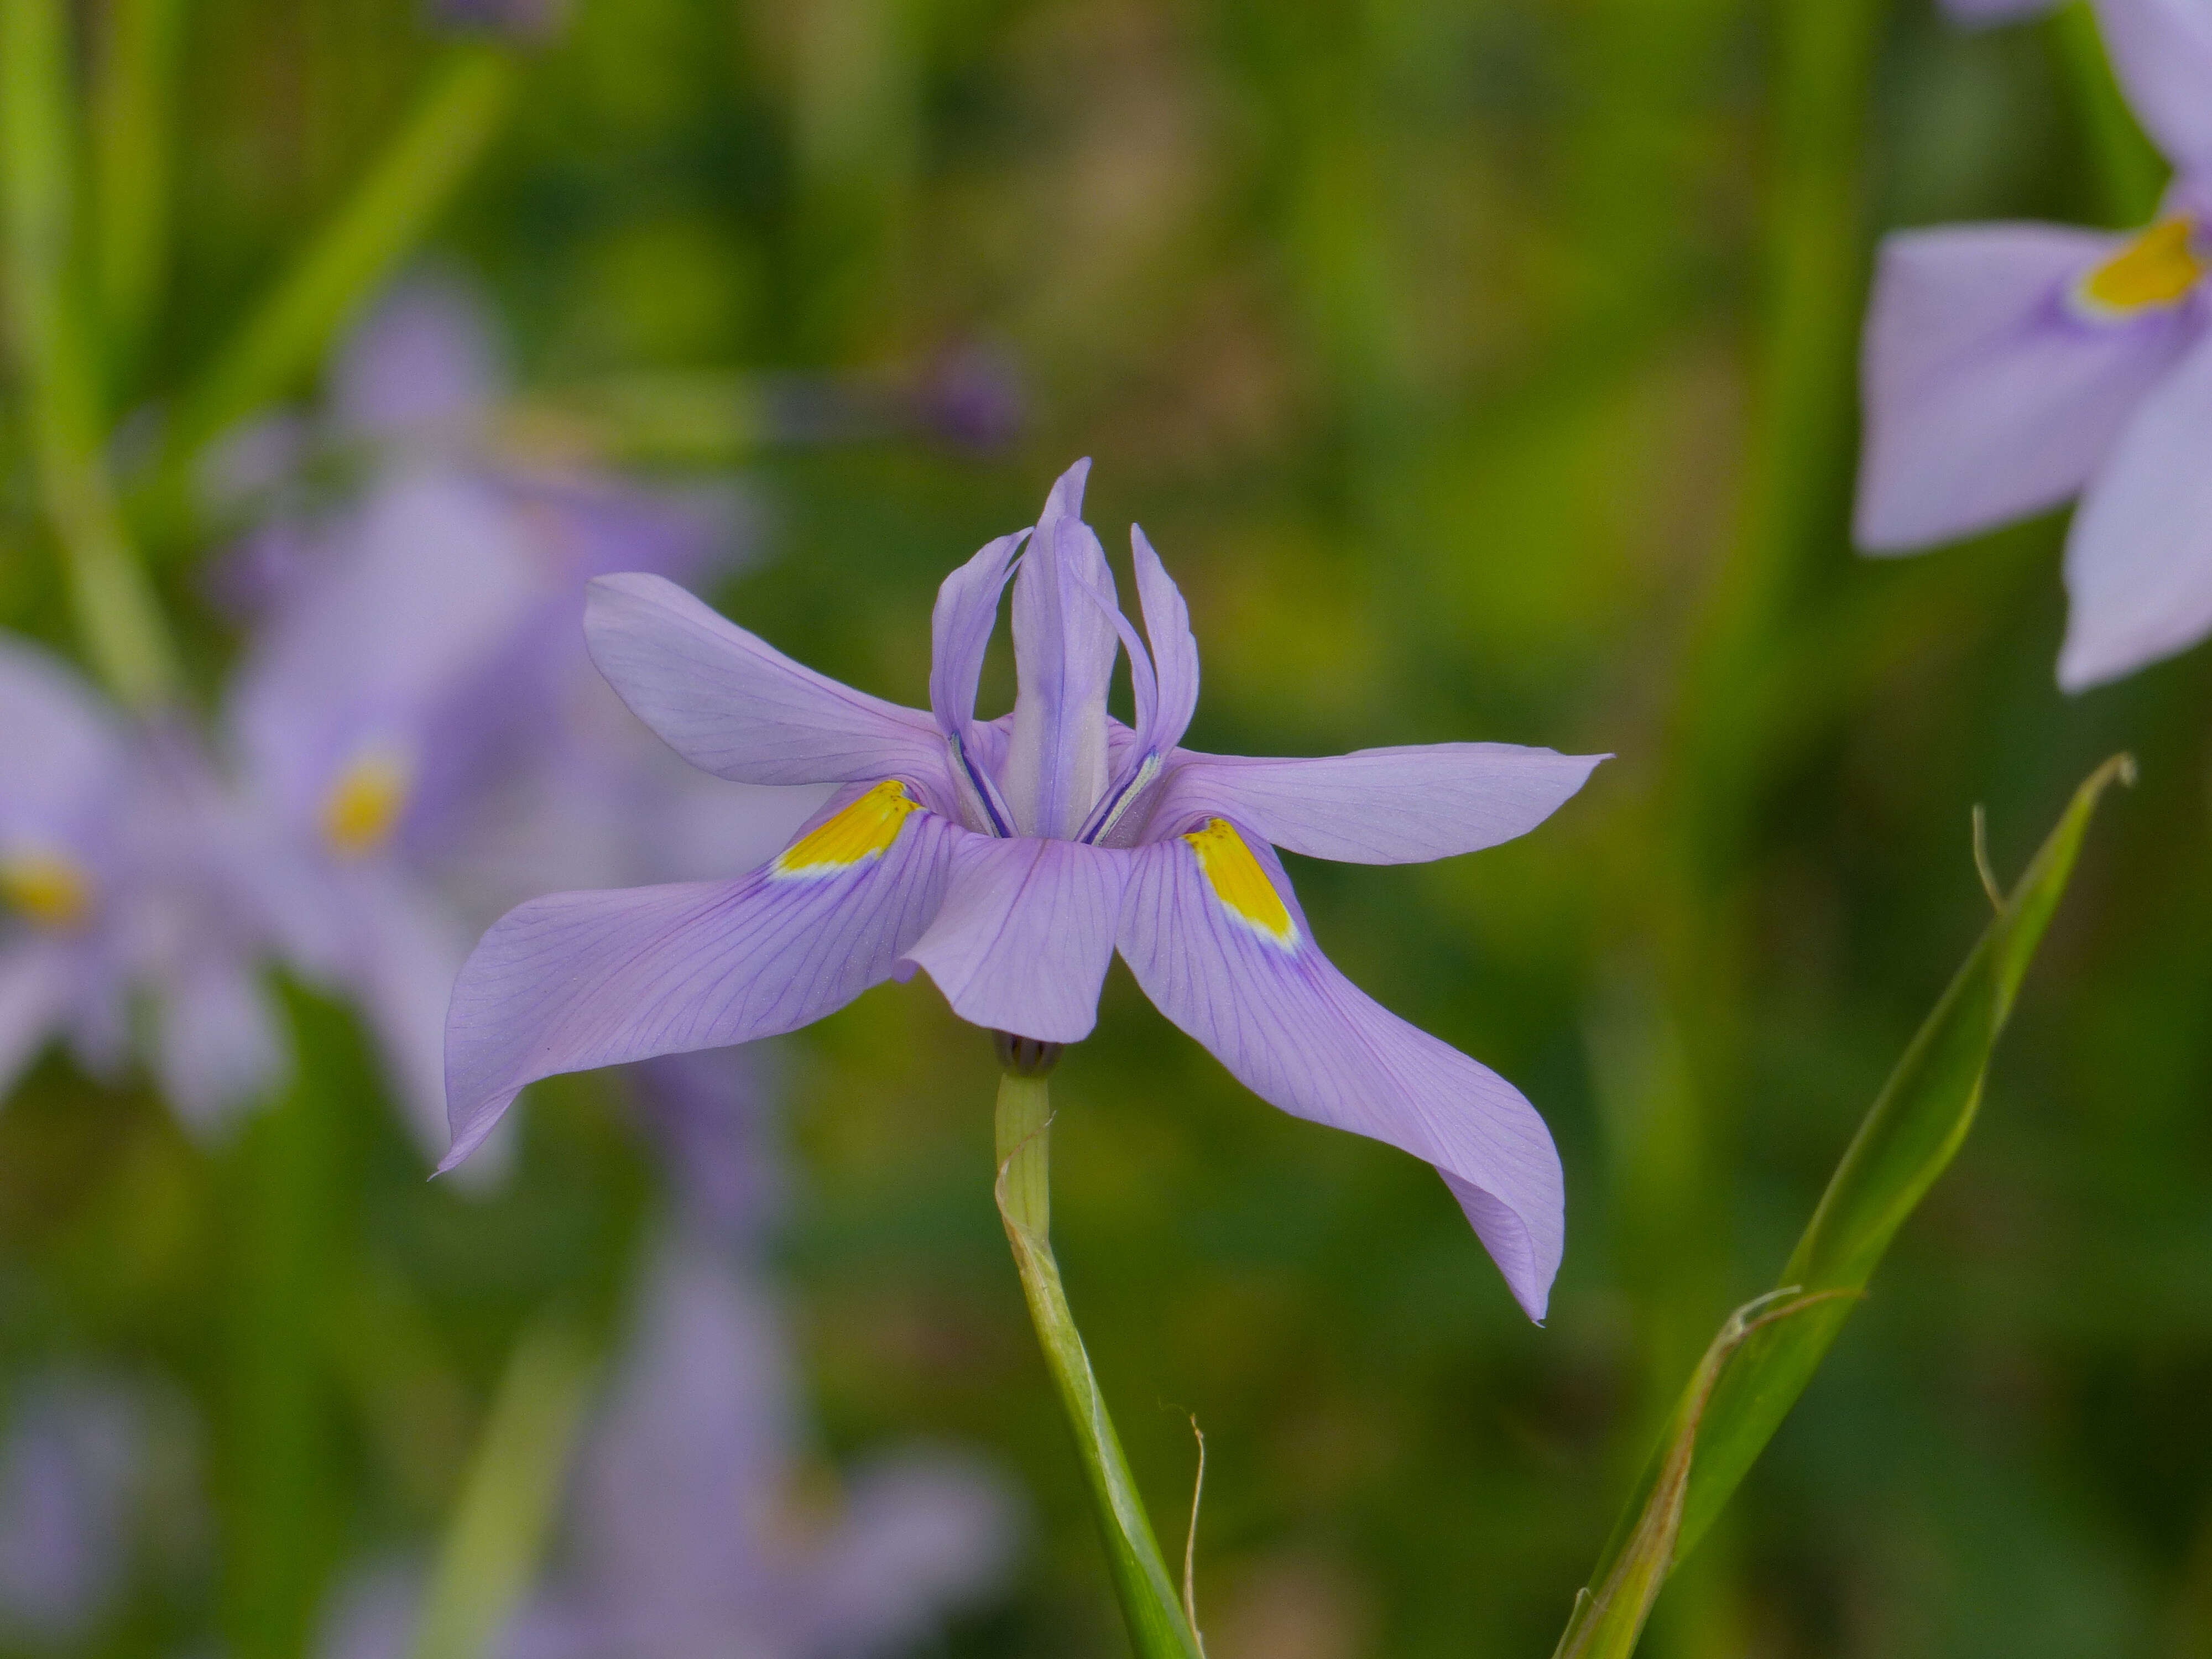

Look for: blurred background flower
[4,0,2212,1656]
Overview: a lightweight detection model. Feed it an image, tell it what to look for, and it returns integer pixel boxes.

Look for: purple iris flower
[224,276,804,1164]
[0,638,283,1133]
[444,461,1602,1319]
[1855,0,2212,688]
[318,1229,1015,1659]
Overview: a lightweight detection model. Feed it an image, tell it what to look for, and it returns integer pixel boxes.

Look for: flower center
[321,748,413,858]
[773,780,921,877]
[2074,218,2205,320]
[0,849,93,929]
[1184,818,1296,948]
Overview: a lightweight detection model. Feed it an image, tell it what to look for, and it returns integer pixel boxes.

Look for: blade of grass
[152,44,515,488]
[995,1071,1206,1659]
[1558,755,2131,1657]
[407,1318,597,1659]
[92,0,184,375]
[2045,1,2166,229]
[0,0,179,707]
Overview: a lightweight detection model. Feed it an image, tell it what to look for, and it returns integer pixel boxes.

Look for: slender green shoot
[92,0,185,373]
[0,0,179,708]
[1558,755,2132,1658]
[407,1318,597,1659]
[994,1071,1206,1659]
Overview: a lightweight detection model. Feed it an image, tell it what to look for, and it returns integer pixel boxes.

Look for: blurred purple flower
[0,1373,166,1646]
[1855,0,2212,688]
[423,0,567,43]
[0,638,283,1133]
[222,275,808,1165]
[319,1229,1015,1659]
[445,460,1600,1319]
[1936,0,2057,25]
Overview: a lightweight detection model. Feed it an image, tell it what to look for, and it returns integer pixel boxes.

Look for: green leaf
[1558,755,2131,1657]
[408,1318,597,1659]
[158,45,517,478]
[995,1073,1207,1659]
[0,0,179,707]
[91,0,185,376]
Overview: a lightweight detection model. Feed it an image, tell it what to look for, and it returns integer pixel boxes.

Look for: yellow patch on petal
[321,749,413,858]
[772,780,921,877]
[1,849,92,930]
[2075,218,2205,320]
[1185,818,1297,948]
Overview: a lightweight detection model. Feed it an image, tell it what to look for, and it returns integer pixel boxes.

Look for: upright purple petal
[2099,0,2212,173]
[444,792,957,1168]
[1129,526,1199,758]
[2059,329,2212,686]
[1003,461,1120,839]
[1118,826,1564,1319]
[1855,223,2198,551]
[1142,744,1604,864]
[928,531,1026,834]
[900,834,1129,1042]
[586,574,950,791]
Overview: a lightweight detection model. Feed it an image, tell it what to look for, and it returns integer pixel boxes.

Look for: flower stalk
[992,1063,1204,1659]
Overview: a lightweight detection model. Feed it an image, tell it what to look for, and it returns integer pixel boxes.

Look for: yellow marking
[321,748,413,858]
[0,849,92,929]
[1184,818,1296,947]
[772,780,921,876]
[2076,218,2204,319]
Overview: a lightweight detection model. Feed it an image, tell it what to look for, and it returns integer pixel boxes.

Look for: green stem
[993,1071,1204,1659]
[92,0,185,377]
[0,0,180,709]
[2046,1,2166,229]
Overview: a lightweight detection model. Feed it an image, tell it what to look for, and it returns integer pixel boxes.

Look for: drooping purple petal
[330,272,501,442]
[0,1375,147,1645]
[1118,826,1564,1319]
[1141,743,1603,864]
[148,951,286,1139]
[1003,461,1120,839]
[586,573,950,792]
[1855,222,2198,551]
[349,865,482,1168]
[443,797,956,1169]
[2099,0,2212,172]
[900,834,1129,1042]
[2059,328,2212,686]
[570,1231,795,1635]
[0,940,71,1100]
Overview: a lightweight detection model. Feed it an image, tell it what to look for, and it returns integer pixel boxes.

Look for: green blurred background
[6,1,2212,1655]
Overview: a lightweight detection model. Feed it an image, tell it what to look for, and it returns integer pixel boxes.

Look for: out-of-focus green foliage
[4,2,2210,1658]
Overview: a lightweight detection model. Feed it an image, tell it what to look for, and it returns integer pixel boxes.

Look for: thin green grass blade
[0,0,179,707]
[407,1318,596,1659]
[156,44,516,478]
[1558,755,2131,1656]
[995,1074,1206,1659]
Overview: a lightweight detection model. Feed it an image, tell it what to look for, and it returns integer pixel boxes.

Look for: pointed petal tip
[1042,458,1094,522]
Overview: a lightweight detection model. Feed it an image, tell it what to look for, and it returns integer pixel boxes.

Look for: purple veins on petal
[1118,822,1565,1321]
[442,792,956,1168]
[1003,459,1119,840]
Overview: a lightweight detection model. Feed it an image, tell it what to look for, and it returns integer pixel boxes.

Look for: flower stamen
[322,748,413,858]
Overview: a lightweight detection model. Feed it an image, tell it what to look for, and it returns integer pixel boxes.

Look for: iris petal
[444,795,956,1170]
[901,834,1128,1042]
[587,572,951,790]
[1117,827,1564,1320]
